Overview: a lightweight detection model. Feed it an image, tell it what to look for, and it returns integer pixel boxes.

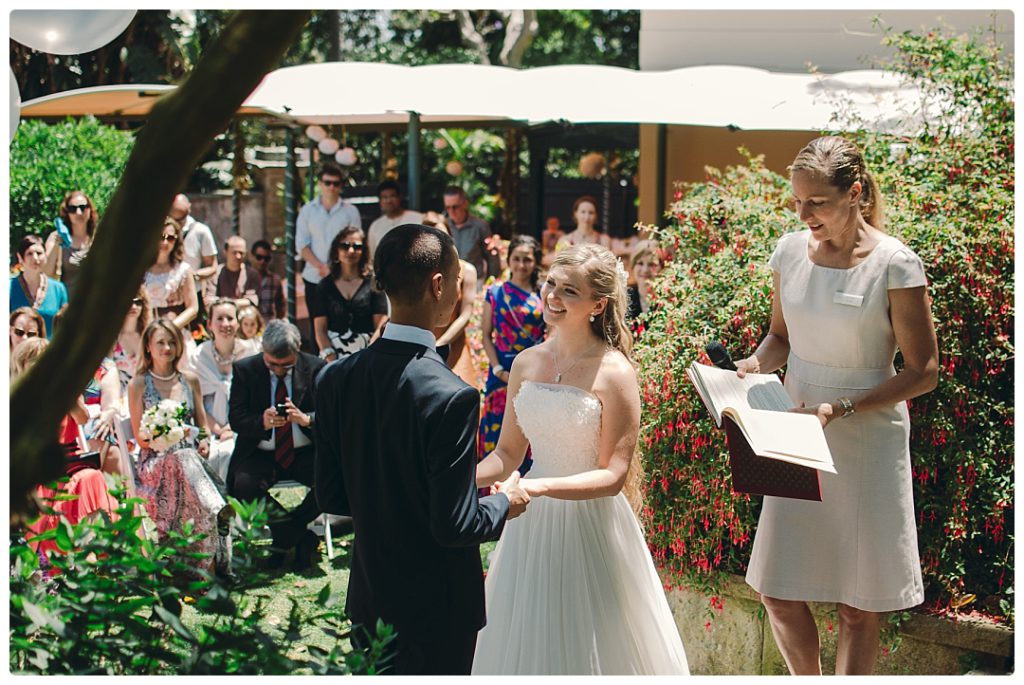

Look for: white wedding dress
[472,381,689,675]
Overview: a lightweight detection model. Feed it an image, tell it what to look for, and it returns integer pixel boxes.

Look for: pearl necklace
[150,369,177,382]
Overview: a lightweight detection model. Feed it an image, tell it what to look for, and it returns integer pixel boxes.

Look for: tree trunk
[9,10,311,520]
[498,10,538,68]
[454,10,491,65]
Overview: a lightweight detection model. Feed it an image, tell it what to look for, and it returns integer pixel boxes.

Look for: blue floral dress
[478,281,545,472]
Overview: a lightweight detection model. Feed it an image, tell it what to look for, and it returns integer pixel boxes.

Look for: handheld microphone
[705,341,737,371]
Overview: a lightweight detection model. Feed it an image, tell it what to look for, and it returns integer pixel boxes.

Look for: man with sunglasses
[251,239,286,320]
[296,164,363,350]
[228,319,326,570]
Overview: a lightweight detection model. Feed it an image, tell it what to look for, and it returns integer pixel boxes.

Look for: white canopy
[22,62,924,133]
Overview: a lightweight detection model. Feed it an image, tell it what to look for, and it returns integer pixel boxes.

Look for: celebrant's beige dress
[745,230,926,612]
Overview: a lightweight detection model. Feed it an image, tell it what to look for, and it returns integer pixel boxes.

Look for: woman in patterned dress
[478,235,545,471]
[127,319,231,578]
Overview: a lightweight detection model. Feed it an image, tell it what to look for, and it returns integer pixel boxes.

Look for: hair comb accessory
[615,260,629,287]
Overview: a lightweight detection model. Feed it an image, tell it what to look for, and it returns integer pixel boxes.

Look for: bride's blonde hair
[549,244,645,518]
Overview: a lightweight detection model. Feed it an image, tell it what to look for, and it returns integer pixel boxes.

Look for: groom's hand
[494,472,530,520]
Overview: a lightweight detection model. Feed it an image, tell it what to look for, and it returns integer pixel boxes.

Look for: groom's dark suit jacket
[314,337,509,640]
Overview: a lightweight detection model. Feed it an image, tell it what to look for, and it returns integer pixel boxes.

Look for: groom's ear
[429,271,444,301]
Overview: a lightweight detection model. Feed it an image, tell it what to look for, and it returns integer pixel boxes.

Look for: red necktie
[274,376,294,470]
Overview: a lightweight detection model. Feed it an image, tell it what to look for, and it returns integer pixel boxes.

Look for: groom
[314,223,529,675]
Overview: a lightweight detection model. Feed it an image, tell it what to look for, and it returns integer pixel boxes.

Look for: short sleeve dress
[745,230,928,612]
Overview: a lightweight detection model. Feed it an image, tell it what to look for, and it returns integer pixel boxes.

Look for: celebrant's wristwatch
[319,347,336,360]
[837,396,855,419]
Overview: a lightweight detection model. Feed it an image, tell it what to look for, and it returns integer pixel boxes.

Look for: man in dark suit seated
[314,223,530,675]
[228,319,326,570]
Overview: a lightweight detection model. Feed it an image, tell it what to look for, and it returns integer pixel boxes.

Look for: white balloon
[305,125,327,142]
[335,147,357,166]
[10,69,21,142]
[10,10,137,55]
[318,138,340,155]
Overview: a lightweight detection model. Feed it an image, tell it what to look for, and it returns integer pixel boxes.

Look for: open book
[686,361,836,500]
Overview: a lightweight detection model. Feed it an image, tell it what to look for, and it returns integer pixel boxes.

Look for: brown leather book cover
[723,416,822,501]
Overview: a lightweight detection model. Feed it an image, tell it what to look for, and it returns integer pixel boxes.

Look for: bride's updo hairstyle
[550,243,632,360]
[790,135,885,231]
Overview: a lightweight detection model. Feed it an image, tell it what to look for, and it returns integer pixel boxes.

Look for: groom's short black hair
[374,223,458,304]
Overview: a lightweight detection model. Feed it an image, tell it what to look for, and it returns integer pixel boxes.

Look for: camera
[276,402,289,417]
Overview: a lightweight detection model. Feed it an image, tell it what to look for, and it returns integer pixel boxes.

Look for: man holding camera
[228,320,326,570]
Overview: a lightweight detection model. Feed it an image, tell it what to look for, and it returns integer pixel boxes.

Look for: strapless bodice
[513,381,602,478]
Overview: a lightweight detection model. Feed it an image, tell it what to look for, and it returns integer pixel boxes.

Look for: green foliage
[523,10,639,68]
[9,117,135,252]
[10,488,394,675]
[636,26,1013,624]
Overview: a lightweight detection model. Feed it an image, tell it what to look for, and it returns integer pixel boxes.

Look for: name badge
[833,291,864,307]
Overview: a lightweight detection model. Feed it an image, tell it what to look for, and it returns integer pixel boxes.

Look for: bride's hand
[520,478,547,498]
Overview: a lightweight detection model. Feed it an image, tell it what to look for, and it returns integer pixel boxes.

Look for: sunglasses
[160,234,177,243]
[339,242,364,251]
[11,327,39,338]
[321,179,342,187]
[67,203,90,213]
[253,253,271,262]
[131,297,144,306]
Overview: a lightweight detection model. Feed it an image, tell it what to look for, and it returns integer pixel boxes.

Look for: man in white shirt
[296,163,362,348]
[366,180,423,259]
[170,193,219,328]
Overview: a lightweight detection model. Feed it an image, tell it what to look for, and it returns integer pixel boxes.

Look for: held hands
[492,471,530,520]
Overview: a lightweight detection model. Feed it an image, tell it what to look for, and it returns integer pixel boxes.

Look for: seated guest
[251,239,286,321]
[10,306,45,352]
[214,235,261,309]
[191,298,260,480]
[626,240,663,324]
[112,287,152,396]
[10,235,68,338]
[237,304,266,345]
[228,319,326,570]
[14,338,118,568]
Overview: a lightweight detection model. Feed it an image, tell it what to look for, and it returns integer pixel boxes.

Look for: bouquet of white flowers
[137,399,193,452]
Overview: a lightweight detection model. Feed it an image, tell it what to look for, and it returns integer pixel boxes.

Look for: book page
[739,409,836,473]
[689,363,793,418]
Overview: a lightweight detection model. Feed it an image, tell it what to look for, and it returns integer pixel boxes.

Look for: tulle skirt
[472,493,689,675]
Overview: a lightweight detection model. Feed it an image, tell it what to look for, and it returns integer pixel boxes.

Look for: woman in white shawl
[189,298,260,480]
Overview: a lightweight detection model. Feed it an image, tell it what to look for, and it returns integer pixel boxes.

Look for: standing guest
[479,235,545,469]
[143,217,199,334]
[625,241,663,323]
[192,298,260,481]
[423,212,479,387]
[112,287,152,395]
[545,195,612,267]
[443,186,493,282]
[366,180,423,259]
[10,235,68,338]
[251,239,286,320]
[313,223,527,675]
[169,193,220,324]
[313,228,388,363]
[736,136,939,675]
[237,304,266,345]
[10,306,45,351]
[16,338,118,568]
[297,163,362,348]
[128,319,231,578]
[43,190,97,302]
[214,235,260,308]
[228,320,326,570]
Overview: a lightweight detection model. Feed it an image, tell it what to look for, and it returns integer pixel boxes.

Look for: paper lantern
[335,147,357,166]
[10,69,21,142]
[10,10,136,55]
[445,160,464,176]
[305,125,327,142]
[318,137,340,155]
[433,137,448,150]
[578,152,606,179]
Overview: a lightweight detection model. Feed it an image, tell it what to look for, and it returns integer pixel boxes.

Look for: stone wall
[664,573,1014,675]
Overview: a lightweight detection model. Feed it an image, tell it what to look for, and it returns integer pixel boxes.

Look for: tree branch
[454,9,492,65]
[9,9,311,519]
[498,9,538,68]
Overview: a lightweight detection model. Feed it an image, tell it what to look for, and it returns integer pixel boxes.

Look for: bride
[473,244,689,675]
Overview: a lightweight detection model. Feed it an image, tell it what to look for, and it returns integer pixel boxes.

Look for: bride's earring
[589,314,596,323]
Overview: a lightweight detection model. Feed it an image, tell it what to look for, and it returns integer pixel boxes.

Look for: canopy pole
[231,120,243,235]
[528,135,548,240]
[284,126,297,324]
[407,111,421,210]
[655,124,667,228]
[307,140,317,202]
